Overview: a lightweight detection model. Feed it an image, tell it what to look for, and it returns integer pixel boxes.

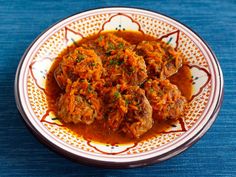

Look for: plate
[15,7,223,168]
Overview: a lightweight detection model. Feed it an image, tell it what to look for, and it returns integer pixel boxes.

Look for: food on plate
[57,79,103,125]
[54,47,103,89]
[136,40,183,79]
[46,31,192,143]
[144,79,187,121]
[103,85,153,138]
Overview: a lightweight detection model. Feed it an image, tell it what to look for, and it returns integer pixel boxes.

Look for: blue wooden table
[0,0,235,176]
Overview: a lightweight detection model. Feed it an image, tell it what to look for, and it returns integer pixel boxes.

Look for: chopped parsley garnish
[109,59,123,66]
[167,55,174,62]
[150,88,154,93]
[125,99,130,106]
[117,42,124,49]
[76,53,85,62]
[90,62,96,67]
[117,60,123,65]
[106,42,115,53]
[88,83,92,93]
[98,35,104,42]
[109,59,117,65]
[114,91,121,99]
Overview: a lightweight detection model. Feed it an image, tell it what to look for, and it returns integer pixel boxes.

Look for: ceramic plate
[15,7,223,168]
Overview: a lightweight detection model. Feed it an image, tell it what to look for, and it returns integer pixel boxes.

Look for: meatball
[103,48,148,86]
[57,79,103,124]
[103,85,128,131]
[136,41,183,79]
[57,93,96,125]
[144,79,187,121]
[54,47,103,89]
[122,86,153,138]
[103,85,153,138]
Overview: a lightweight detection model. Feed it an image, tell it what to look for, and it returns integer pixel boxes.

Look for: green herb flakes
[150,88,154,93]
[98,35,104,42]
[88,83,92,93]
[117,43,124,49]
[114,91,121,99]
[76,54,85,62]
[125,99,130,106]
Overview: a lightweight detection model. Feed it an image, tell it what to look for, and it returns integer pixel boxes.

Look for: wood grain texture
[0,0,235,176]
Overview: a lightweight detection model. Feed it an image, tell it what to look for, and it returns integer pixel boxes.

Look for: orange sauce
[45,31,192,144]
[169,65,193,101]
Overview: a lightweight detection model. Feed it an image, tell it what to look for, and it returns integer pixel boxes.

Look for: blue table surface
[0,0,235,176]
